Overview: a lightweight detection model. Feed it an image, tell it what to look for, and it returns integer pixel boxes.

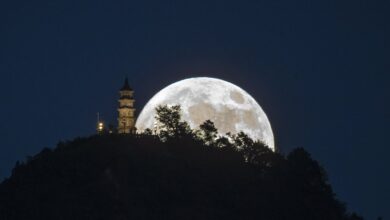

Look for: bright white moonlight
[136,77,275,151]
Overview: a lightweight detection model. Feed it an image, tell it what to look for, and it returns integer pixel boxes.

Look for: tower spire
[120,77,132,91]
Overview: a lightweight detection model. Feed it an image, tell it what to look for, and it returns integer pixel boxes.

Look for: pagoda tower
[117,78,136,134]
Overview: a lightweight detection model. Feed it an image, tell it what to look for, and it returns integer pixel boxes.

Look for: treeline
[0,105,363,220]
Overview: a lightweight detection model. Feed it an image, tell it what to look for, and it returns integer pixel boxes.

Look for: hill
[0,134,362,220]
[0,106,363,219]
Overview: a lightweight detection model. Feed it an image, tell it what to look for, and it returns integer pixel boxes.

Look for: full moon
[136,77,275,151]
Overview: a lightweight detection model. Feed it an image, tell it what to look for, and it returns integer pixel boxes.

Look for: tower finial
[120,77,132,91]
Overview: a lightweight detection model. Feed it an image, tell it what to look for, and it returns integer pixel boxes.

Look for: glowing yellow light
[98,122,104,132]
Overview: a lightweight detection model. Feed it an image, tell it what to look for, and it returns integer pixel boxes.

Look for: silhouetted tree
[155,105,192,141]
[198,120,218,146]
[231,131,254,150]
[287,148,331,193]
[285,148,349,219]
[243,141,274,167]
[143,128,153,135]
[214,136,234,149]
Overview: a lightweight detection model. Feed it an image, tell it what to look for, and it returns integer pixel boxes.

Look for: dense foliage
[0,106,362,220]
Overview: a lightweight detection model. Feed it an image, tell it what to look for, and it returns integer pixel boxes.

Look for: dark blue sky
[0,0,388,219]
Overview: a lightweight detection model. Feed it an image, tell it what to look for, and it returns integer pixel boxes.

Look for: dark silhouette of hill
[0,106,363,220]
[0,134,362,220]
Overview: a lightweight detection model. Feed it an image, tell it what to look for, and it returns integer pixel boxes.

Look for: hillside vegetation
[0,106,363,220]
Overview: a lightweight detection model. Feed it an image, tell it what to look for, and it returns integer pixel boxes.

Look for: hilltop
[0,106,363,220]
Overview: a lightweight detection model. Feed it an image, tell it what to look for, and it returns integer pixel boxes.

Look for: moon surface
[136,77,275,151]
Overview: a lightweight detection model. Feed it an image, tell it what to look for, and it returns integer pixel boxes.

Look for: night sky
[0,0,388,219]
